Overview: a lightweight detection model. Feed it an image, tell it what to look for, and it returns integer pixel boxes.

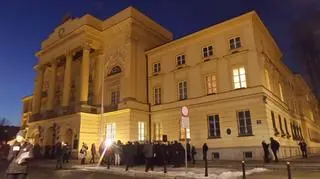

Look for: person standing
[298,140,308,158]
[55,142,63,169]
[262,140,270,163]
[79,143,88,165]
[143,141,154,172]
[5,130,33,179]
[114,141,122,166]
[270,137,280,162]
[191,145,197,164]
[202,143,208,161]
[89,143,96,164]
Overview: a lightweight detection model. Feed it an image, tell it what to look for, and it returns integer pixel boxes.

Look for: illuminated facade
[22,7,320,160]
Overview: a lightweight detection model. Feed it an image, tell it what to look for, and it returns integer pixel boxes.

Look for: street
[1,159,320,179]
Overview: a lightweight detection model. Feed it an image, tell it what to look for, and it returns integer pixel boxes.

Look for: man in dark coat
[202,143,208,160]
[270,137,280,162]
[89,143,96,164]
[191,145,197,164]
[6,130,33,179]
[143,141,154,172]
[298,140,308,158]
[55,142,63,169]
[262,140,270,163]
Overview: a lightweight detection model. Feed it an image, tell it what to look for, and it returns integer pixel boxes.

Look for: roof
[146,11,282,57]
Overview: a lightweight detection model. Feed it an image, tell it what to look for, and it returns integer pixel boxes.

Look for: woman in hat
[6,130,33,179]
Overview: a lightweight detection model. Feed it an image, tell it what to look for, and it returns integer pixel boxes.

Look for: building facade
[22,7,320,160]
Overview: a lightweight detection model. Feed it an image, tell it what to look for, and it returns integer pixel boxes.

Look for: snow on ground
[75,165,268,179]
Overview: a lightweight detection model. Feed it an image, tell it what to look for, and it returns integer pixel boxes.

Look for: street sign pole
[181,106,189,174]
[185,128,187,173]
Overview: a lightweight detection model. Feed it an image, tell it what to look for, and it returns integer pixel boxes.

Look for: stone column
[80,43,91,104]
[32,66,44,114]
[47,61,57,110]
[93,52,104,105]
[62,51,73,107]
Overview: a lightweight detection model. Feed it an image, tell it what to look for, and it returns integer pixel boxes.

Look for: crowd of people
[78,140,199,172]
[0,129,312,178]
[262,137,308,163]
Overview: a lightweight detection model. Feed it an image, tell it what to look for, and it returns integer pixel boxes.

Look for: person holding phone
[6,130,33,179]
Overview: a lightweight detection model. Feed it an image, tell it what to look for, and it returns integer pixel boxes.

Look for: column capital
[82,42,92,51]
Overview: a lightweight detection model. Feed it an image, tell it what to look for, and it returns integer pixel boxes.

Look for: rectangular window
[212,152,220,159]
[176,54,185,66]
[229,37,241,50]
[284,118,290,137]
[178,81,188,100]
[106,123,116,142]
[205,74,217,95]
[264,69,271,90]
[279,83,284,101]
[153,62,161,73]
[271,111,279,135]
[154,122,162,141]
[208,115,220,138]
[237,110,253,136]
[279,115,285,136]
[154,87,161,105]
[111,90,120,105]
[244,152,253,158]
[138,121,145,141]
[180,128,190,141]
[203,45,213,58]
[233,67,247,89]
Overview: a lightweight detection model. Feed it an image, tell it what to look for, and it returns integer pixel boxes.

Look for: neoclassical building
[21,7,320,160]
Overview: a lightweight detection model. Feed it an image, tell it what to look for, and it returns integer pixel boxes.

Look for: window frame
[237,110,253,136]
[111,90,120,105]
[178,80,188,100]
[138,121,145,141]
[153,87,161,105]
[153,62,161,74]
[176,54,186,67]
[207,114,221,138]
[232,66,247,89]
[229,36,242,50]
[106,123,116,142]
[205,74,217,95]
[202,45,214,58]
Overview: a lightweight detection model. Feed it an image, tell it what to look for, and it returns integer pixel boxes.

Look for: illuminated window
[237,110,252,136]
[180,128,190,141]
[138,121,145,141]
[205,74,217,94]
[154,87,161,105]
[208,115,220,137]
[111,90,120,105]
[229,37,241,50]
[178,81,188,100]
[233,67,247,89]
[106,123,116,142]
[264,69,271,90]
[153,63,161,73]
[279,83,284,101]
[176,54,185,66]
[154,122,162,141]
[203,45,213,58]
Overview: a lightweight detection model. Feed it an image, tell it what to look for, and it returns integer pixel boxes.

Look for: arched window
[108,66,122,76]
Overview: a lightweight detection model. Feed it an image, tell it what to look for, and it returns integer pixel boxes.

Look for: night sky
[0,0,319,125]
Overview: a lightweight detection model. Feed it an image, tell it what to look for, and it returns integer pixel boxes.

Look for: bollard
[242,161,246,179]
[125,164,129,171]
[164,160,167,173]
[204,158,208,177]
[287,162,292,179]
